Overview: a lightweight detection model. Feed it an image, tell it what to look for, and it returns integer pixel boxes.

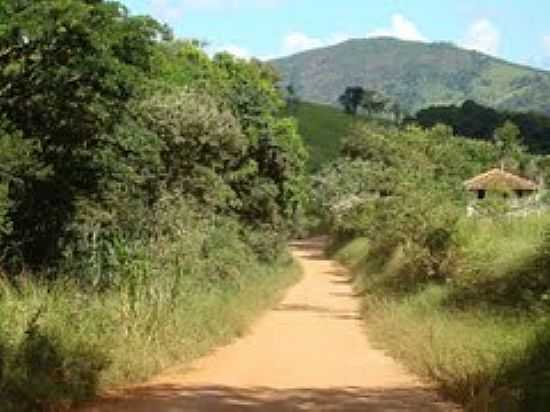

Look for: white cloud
[544,35,550,55]
[462,19,501,55]
[368,14,427,42]
[281,32,353,55]
[282,32,324,54]
[211,44,251,59]
[273,16,426,59]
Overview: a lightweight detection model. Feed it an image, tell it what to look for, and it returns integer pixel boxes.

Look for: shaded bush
[0,202,299,410]
[1,313,108,412]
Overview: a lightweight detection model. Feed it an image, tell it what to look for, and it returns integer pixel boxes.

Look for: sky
[121,0,550,70]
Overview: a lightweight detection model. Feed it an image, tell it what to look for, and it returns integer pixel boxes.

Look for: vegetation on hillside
[288,102,357,171]
[315,120,550,410]
[411,99,550,154]
[271,37,550,116]
[0,1,306,410]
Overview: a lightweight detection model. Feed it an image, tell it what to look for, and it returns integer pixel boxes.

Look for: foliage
[152,46,308,228]
[0,3,307,409]
[493,121,525,170]
[319,104,550,410]
[413,100,550,154]
[285,84,301,113]
[138,90,246,209]
[0,199,299,411]
[271,37,550,117]
[288,101,356,171]
[360,89,390,117]
[316,122,496,232]
[331,214,550,410]
[338,86,365,115]
[338,87,393,119]
[0,4,307,270]
[0,0,168,267]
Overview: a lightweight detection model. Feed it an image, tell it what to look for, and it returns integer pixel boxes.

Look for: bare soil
[79,238,460,412]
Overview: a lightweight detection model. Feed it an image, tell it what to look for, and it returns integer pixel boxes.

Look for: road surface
[80,238,459,412]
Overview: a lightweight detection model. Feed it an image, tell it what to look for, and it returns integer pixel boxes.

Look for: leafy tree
[338,86,365,115]
[389,101,403,124]
[360,90,389,117]
[0,124,36,237]
[147,46,308,228]
[139,90,246,210]
[412,100,550,154]
[0,0,167,267]
[209,53,307,227]
[285,84,300,113]
[493,121,525,170]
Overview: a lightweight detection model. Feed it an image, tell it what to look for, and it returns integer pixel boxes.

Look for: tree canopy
[0,0,307,271]
[412,100,550,154]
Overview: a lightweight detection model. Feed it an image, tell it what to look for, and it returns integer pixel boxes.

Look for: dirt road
[80,238,459,412]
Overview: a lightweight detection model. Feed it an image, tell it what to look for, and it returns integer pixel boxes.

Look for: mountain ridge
[270,37,550,115]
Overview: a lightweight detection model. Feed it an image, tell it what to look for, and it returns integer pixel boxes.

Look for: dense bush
[316,123,496,282]
[0,197,299,411]
[0,0,307,273]
[320,118,550,409]
[412,99,550,155]
[0,1,306,409]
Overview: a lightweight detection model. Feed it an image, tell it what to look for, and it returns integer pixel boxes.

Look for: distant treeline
[409,100,550,154]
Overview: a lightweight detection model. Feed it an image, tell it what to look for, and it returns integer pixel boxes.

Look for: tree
[493,121,525,170]
[361,90,389,118]
[150,47,307,228]
[139,91,247,210]
[339,86,365,115]
[285,84,300,113]
[0,0,167,266]
[389,101,403,124]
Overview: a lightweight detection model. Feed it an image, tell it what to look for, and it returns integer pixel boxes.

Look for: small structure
[464,168,539,200]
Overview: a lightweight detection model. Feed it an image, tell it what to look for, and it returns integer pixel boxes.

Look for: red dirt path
[79,238,460,412]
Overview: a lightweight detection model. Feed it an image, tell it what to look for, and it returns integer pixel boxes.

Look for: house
[464,168,539,201]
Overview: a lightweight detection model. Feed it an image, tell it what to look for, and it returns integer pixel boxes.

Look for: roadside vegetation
[315,119,550,410]
[0,1,306,410]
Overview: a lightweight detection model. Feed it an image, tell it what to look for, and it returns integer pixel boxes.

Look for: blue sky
[121,0,550,69]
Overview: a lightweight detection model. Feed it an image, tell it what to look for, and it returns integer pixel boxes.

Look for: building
[464,168,539,200]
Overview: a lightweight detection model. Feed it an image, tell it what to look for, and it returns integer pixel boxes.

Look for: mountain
[271,37,550,115]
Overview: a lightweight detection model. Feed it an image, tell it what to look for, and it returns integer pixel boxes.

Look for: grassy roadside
[331,218,550,411]
[0,247,301,412]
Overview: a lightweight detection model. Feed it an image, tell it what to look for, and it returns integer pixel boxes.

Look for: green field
[291,102,355,171]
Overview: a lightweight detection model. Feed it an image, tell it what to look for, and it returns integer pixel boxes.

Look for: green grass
[290,102,355,171]
[0,238,301,411]
[331,215,550,411]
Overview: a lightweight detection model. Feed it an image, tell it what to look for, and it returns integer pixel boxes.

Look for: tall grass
[0,202,300,411]
[332,214,550,411]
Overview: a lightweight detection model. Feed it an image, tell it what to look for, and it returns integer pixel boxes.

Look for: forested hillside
[272,37,550,115]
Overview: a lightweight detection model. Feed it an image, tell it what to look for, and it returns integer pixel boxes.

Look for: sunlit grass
[0,241,301,411]
[332,214,550,410]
